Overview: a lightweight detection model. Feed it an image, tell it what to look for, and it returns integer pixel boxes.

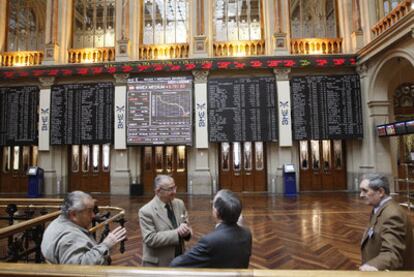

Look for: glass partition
[73,0,116,48]
[72,145,80,172]
[322,140,331,170]
[102,144,110,172]
[255,142,264,171]
[233,142,241,172]
[82,145,90,172]
[142,0,189,44]
[214,0,262,42]
[2,147,11,173]
[166,146,174,173]
[13,146,20,171]
[155,146,164,173]
[221,143,230,171]
[92,144,100,172]
[333,140,343,169]
[22,146,30,172]
[310,140,320,170]
[144,147,152,170]
[177,146,186,172]
[244,142,252,171]
[299,141,309,170]
[32,146,38,166]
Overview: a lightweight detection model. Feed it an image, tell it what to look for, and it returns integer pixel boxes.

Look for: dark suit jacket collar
[215,222,238,230]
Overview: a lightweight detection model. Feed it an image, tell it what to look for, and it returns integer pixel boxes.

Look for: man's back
[170,223,252,268]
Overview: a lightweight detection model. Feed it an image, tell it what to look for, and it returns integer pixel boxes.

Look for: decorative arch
[368,48,414,102]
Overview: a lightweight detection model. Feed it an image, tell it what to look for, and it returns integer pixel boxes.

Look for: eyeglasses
[160,185,177,192]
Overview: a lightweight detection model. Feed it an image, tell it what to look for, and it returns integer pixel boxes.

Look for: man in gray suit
[139,175,192,267]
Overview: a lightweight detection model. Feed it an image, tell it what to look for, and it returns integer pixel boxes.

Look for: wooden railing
[213,40,265,57]
[139,43,190,60]
[68,47,115,63]
[0,51,44,67]
[290,38,343,55]
[371,0,413,37]
[0,263,412,277]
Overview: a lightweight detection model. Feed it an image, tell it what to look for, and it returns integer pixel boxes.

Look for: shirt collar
[373,196,392,214]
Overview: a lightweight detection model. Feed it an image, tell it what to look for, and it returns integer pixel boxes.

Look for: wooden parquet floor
[92,192,414,270]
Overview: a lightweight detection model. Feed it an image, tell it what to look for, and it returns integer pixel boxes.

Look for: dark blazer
[170,222,252,268]
[361,199,414,270]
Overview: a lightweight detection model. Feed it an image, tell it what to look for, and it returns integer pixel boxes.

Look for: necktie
[165,204,178,228]
[165,203,182,256]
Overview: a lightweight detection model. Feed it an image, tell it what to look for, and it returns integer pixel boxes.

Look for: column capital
[273,68,291,81]
[38,77,55,89]
[192,70,209,83]
[113,73,130,85]
[357,63,368,78]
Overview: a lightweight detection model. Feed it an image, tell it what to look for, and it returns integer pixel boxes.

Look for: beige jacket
[361,199,414,270]
[139,196,189,267]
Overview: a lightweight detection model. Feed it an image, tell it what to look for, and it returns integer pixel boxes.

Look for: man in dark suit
[359,173,414,271]
[170,189,252,268]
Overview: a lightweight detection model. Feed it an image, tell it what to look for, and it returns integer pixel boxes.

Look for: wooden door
[299,140,346,191]
[219,142,267,192]
[0,146,38,193]
[68,144,110,193]
[141,145,187,194]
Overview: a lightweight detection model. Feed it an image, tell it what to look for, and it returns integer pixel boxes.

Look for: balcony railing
[139,43,189,60]
[213,40,265,57]
[68,47,115,64]
[371,0,413,37]
[0,51,44,67]
[290,38,343,55]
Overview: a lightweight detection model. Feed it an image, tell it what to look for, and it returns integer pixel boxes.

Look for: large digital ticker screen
[127,77,193,145]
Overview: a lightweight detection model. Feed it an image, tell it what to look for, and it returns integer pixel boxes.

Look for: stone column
[0,0,7,53]
[129,0,140,59]
[351,0,364,51]
[116,0,130,61]
[192,0,208,58]
[111,74,130,195]
[38,77,58,194]
[190,70,211,194]
[43,0,60,65]
[57,0,73,64]
[353,63,393,190]
[272,69,294,193]
[272,0,288,55]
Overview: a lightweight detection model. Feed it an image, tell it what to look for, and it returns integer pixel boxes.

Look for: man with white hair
[139,175,192,267]
[41,191,126,265]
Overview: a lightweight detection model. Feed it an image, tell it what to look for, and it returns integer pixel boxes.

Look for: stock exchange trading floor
[1,192,413,269]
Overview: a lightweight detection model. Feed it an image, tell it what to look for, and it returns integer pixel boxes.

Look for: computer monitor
[376,125,387,137]
[385,124,396,136]
[394,122,406,135]
[406,120,414,134]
